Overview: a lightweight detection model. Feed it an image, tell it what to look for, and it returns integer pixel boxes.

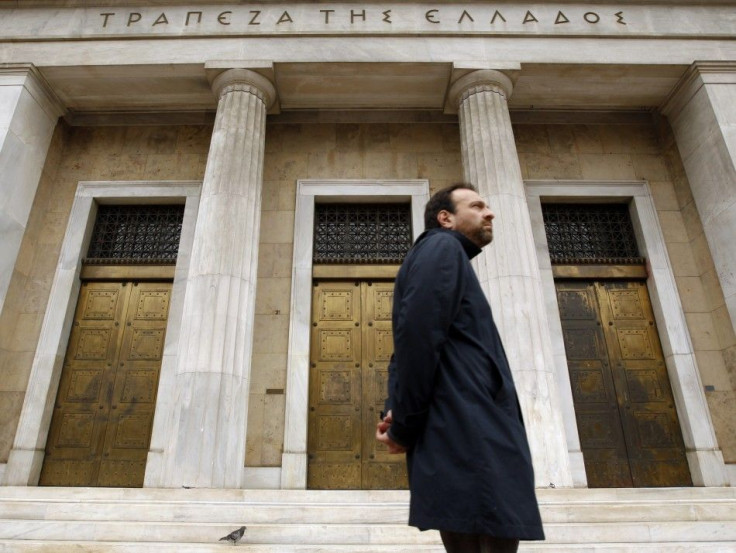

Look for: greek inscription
[584,12,600,23]
[458,10,474,24]
[152,13,169,26]
[490,10,506,24]
[320,9,335,23]
[523,11,538,24]
[128,12,142,26]
[351,9,366,23]
[426,9,440,24]
[249,10,261,25]
[615,11,627,25]
[555,11,570,24]
[218,11,232,25]
[185,11,202,25]
[383,9,392,24]
[277,11,293,24]
[100,12,115,27]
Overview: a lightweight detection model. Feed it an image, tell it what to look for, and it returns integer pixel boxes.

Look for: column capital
[448,69,514,112]
[210,68,277,110]
[0,63,66,120]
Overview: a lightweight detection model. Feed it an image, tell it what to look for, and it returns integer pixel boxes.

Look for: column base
[687,449,729,486]
[3,448,44,486]
[280,452,307,489]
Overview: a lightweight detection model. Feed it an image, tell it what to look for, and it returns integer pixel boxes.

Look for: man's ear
[437,209,454,229]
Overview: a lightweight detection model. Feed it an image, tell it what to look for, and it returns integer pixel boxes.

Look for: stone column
[155,69,275,488]
[0,65,63,316]
[664,62,736,339]
[449,70,573,487]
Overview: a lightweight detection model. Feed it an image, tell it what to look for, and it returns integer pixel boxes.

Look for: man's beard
[469,225,493,247]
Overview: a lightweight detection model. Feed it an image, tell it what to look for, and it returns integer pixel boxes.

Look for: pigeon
[219,526,246,545]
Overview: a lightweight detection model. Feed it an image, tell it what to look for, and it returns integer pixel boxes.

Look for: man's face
[440,188,495,248]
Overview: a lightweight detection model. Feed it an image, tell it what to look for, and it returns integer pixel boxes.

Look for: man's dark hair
[424,183,477,230]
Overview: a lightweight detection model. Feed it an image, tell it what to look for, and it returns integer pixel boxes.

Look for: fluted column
[450,70,572,487]
[156,69,275,488]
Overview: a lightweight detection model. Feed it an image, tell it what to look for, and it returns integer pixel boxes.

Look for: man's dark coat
[386,228,544,540]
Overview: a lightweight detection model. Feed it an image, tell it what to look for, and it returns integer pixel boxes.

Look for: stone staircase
[0,486,735,552]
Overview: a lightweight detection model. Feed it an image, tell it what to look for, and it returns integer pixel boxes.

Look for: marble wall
[1,115,732,475]
[0,124,210,462]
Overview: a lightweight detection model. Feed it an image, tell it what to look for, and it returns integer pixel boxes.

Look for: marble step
[1,487,734,551]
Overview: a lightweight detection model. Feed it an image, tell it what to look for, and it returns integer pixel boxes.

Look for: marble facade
[0,1,735,492]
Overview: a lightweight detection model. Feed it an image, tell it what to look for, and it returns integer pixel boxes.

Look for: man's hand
[375,410,407,454]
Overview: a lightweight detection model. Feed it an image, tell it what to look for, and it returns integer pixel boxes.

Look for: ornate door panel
[556,280,691,488]
[308,280,408,490]
[40,281,171,487]
[597,281,691,487]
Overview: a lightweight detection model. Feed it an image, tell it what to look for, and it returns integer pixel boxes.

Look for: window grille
[542,203,642,264]
[313,203,412,264]
[85,204,184,264]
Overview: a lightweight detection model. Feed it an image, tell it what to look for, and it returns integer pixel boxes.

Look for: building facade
[0,0,735,492]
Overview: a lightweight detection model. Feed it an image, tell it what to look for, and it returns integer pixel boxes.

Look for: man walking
[376,183,544,552]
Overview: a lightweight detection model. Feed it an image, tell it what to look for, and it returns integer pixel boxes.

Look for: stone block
[252,314,290,355]
[262,393,286,466]
[263,152,308,181]
[440,125,461,153]
[705,390,736,463]
[259,210,295,244]
[260,180,281,212]
[254,277,292,315]
[175,125,212,154]
[547,125,576,154]
[579,153,636,180]
[335,124,361,152]
[389,124,443,153]
[701,269,726,310]
[600,125,659,154]
[713,305,736,350]
[657,210,689,244]
[725,344,736,389]
[245,392,265,466]
[519,152,582,180]
[249,353,287,391]
[282,124,337,153]
[650,181,681,212]
[307,151,363,178]
[256,243,293,279]
[0,391,24,461]
[681,200,705,243]
[633,154,670,181]
[512,124,550,154]
[694,349,730,390]
[665,242,699,277]
[416,152,462,179]
[100,154,148,180]
[571,125,604,154]
[21,277,51,314]
[690,233,716,274]
[0,350,33,392]
[677,278,711,314]
[363,152,419,179]
[123,126,178,155]
[363,124,393,153]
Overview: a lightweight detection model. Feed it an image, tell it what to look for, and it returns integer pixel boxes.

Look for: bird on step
[219,526,246,545]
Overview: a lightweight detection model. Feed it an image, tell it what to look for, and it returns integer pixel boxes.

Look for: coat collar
[417,228,482,260]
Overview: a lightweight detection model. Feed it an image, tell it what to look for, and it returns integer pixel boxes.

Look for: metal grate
[85,204,184,264]
[542,203,642,264]
[313,203,412,264]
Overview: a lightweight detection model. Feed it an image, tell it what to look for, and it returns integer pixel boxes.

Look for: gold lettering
[382,9,392,24]
[584,12,600,24]
[152,13,169,26]
[351,10,366,23]
[490,10,506,24]
[100,13,115,27]
[555,11,570,24]
[458,10,474,24]
[425,9,440,24]
[320,9,335,23]
[249,11,261,25]
[523,11,538,24]
[185,11,202,26]
[277,11,293,24]
[218,11,232,25]
[127,12,142,26]
[615,11,627,25]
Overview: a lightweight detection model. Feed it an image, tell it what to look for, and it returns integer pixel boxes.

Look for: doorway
[307,280,408,489]
[39,280,171,487]
[556,279,691,487]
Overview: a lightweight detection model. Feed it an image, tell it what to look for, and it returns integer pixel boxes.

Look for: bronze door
[308,280,408,489]
[556,280,691,487]
[40,281,171,487]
